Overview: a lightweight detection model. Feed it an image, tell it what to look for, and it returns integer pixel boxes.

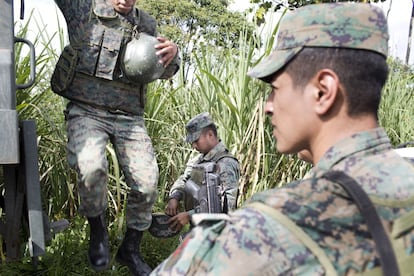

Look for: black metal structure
[0,0,68,264]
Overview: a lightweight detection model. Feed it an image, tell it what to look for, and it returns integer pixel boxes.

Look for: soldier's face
[111,0,137,15]
[192,131,214,154]
[264,72,315,155]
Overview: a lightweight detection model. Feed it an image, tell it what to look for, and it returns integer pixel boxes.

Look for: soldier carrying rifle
[150,112,240,238]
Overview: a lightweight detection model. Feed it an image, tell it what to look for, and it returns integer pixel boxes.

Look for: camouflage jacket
[152,128,414,275]
[169,141,240,212]
[53,0,180,115]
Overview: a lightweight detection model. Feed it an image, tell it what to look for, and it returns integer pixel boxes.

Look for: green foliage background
[0,1,413,274]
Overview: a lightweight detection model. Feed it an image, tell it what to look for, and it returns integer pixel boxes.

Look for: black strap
[20,0,25,20]
[322,171,400,276]
[222,194,228,214]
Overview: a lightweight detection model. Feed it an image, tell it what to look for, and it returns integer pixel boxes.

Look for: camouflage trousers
[65,102,158,231]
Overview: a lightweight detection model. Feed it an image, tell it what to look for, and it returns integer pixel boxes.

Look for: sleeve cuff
[168,191,183,201]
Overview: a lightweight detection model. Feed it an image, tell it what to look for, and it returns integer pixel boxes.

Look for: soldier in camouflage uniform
[51,0,179,274]
[151,3,414,275]
[165,112,240,232]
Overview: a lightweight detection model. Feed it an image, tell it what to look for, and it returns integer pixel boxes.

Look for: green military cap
[248,3,389,81]
[185,112,215,143]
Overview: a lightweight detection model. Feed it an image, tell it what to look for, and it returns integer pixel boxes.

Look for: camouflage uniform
[152,3,414,275]
[169,142,240,213]
[153,129,414,275]
[169,113,240,213]
[53,0,179,231]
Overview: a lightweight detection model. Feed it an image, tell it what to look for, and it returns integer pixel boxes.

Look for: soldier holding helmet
[51,0,180,274]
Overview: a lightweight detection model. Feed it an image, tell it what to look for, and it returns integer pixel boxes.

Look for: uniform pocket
[51,45,78,94]
[76,25,105,76]
[95,29,123,80]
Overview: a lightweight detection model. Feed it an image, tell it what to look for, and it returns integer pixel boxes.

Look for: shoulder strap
[322,171,400,276]
[213,150,237,163]
[93,0,117,19]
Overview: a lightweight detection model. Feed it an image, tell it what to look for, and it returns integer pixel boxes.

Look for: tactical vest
[51,0,156,107]
[189,151,237,187]
[75,0,156,81]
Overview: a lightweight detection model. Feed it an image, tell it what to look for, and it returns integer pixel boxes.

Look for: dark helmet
[148,213,181,238]
[121,32,165,84]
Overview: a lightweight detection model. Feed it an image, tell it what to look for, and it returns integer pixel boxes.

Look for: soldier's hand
[165,198,179,216]
[155,37,178,68]
[167,212,190,232]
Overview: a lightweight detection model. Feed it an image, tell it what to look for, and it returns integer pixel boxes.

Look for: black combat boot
[87,214,109,271]
[116,228,152,276]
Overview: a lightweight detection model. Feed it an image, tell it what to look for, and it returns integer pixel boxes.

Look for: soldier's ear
[311,69,340,116]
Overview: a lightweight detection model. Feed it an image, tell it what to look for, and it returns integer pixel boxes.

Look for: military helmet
[148,213,181,238]
[121,32,165,84]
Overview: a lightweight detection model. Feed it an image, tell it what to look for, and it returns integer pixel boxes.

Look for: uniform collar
[314,127,392,173]
[200,141,226,162]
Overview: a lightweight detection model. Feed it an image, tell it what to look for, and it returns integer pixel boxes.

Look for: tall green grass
[379,59,414,146]
[1,9,414,274]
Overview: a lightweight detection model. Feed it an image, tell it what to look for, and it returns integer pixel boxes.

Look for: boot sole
[115,253,152,275]
[88,255,110,272]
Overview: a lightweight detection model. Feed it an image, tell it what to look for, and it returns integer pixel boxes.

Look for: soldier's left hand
[155,37,178,68]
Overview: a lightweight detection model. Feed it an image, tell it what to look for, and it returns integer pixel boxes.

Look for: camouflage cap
[248,3,389,81]
[185,112,215,143]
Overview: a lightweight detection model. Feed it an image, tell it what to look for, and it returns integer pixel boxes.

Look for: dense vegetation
[1,2,413,274]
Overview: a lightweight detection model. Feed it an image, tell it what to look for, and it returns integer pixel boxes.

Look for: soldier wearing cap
[152,3,414,275]
[164,112,240,233]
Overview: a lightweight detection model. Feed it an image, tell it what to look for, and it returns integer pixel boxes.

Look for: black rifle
[185,162,222,213]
